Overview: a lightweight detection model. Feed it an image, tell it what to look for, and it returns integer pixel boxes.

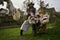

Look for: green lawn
[0,25,60,40]
[0,17,60,40]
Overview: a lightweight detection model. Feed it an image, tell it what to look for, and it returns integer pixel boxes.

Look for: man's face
[29,5,33,7]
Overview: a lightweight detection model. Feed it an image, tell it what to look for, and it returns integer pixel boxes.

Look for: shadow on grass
[20,17,60,40]
[19,25,60,40]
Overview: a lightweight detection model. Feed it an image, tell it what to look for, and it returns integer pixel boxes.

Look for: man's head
[0,0,4,6]
[28,2,34,7]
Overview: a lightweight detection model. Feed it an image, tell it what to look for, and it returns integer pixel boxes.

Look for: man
[26,2,36,19]
[26,2,37,35]
[20,2,36,36]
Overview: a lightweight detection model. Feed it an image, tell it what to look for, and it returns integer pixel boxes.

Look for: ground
[0,16,60,40]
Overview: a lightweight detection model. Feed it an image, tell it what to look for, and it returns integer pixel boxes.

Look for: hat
[28,2,34,6]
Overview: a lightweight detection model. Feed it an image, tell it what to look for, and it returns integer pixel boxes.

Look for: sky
[0,0,60,12]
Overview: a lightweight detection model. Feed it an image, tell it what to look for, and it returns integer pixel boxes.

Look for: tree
[23,0,30,10]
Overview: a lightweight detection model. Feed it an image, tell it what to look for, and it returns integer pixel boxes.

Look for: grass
[0,16,60,40]
[0,26,60,40]
[0,28,20,40]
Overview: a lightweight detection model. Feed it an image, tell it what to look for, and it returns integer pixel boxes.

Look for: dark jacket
[27,7,36,15]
